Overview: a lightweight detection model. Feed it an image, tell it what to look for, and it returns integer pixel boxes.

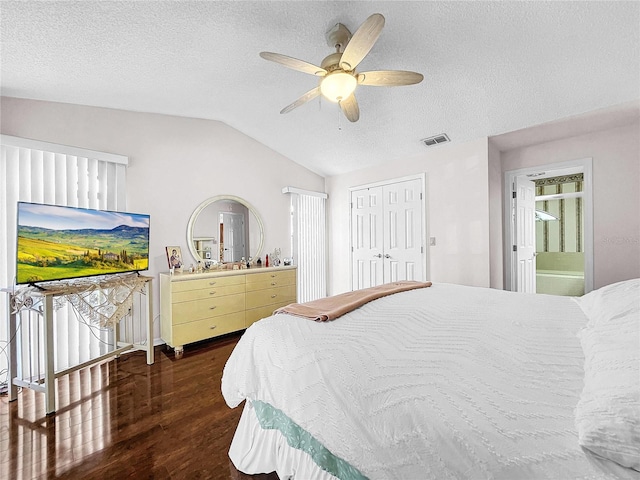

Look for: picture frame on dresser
[166,246,183,269]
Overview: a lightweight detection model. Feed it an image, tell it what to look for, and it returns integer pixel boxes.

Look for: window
[283,187,328,302]
[0,135,128,384]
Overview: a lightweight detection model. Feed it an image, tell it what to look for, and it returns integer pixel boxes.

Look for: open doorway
[534,173,585,295]
[504,158,594,295]
[219,211,246,262]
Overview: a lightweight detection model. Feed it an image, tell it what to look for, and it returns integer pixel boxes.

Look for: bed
[221,279,640,479]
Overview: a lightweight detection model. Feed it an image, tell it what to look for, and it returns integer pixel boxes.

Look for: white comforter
[222,283,639,479]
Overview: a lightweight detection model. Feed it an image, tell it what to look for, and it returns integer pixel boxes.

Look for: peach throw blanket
[274,280,432,322]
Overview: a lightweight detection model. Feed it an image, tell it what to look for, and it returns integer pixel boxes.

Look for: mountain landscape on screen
[16,202,150,284]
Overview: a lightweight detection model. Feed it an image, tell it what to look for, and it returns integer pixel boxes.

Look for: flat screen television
[16,202,150,285]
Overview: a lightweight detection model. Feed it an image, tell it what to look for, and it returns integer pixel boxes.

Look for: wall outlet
[429,237,436,246]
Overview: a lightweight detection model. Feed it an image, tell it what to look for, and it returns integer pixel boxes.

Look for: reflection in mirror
[187,196,264,264]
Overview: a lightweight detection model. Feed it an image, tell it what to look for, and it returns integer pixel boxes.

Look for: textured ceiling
[2,1,639,177]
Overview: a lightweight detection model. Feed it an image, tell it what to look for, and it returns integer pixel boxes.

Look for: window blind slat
[19,148,32,202]
[88,158,99,209]
[98,161,108,210]
[77,157,89,208]
[115,163,127,210]
[31,150,44,203]
[43,152,56,204]
[54,153,68,205]
[66,156,79,207]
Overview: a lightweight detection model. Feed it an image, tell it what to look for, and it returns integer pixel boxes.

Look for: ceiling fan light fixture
[320,71,357,103]
[261,13,421,121]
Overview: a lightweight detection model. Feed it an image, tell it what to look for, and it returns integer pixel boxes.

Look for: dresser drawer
[171,274,245,293]
[246,299,293,327]
[172,292,245,324]
[173,312,246,346]
[246,269,296,291]
[172,283,245,303]
[246,284,296,310]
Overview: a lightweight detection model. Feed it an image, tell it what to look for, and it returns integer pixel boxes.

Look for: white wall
[487,140,503,289]
[326,137,491,295]
[1,97,325,336]
[498,122,640,289]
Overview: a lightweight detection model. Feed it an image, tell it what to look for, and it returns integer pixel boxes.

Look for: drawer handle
[271,294,277,298]
[209,291,217,295]
[270,274,276,278]
[209,281,216,285]
[271,282,277,286]
[209,325,217,330]
[209,305,217,310]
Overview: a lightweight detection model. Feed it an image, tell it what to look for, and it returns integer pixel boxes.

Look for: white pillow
[574,278,640,471]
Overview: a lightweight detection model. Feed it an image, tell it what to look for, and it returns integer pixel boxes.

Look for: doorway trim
[503,158,594,293]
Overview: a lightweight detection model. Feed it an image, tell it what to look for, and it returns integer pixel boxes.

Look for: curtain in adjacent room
[285,188,327,303]
[0,135,128,385]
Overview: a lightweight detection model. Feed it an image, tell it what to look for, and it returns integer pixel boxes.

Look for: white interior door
[383,179,423,283]
[514,177,536,293]
[351,176,425,290]
[351,186,384,290]
[222,212,245,262]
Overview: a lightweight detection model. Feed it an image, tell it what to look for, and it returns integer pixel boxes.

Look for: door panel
[515,177,536,293]
[405,209,415,249]
[351,187,384,290]
[388,260,398,282]
[388,210,398,249]
[369,213,378,249]
[383,178,423,284]
[405,262,415,281]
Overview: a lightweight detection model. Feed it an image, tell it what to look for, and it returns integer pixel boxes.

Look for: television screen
[16,202,150,285]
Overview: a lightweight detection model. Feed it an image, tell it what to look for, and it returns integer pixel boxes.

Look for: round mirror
[187,195,264,264]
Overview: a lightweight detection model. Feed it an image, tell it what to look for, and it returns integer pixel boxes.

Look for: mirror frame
[186,195,265,264]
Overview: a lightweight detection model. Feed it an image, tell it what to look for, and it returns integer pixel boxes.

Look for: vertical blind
[0,135,128,381]
[286,188,327,303]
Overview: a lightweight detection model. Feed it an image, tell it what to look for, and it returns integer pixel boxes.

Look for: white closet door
[351,186,384,290]
[351,177,425,290]
[383,178,423,283]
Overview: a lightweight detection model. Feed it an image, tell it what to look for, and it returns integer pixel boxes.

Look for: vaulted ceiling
[2,1,639,176]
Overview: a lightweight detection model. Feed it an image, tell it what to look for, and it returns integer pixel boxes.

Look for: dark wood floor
[0,332,279,479]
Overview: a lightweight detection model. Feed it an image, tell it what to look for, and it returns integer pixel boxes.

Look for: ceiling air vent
[421,133,450,147]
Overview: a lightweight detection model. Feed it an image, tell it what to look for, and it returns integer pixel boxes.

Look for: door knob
[373,254,382,258]
[384,254,391,259]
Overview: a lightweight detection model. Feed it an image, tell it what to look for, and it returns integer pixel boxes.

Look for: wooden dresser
[160,266,296,353]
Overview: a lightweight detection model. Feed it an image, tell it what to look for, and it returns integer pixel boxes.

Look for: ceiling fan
[260,13,423,123]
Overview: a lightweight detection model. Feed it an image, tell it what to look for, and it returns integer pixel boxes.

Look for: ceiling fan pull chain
[337,105,343,131]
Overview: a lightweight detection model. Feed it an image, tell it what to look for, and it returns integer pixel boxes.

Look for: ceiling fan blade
[357,70,424,86]
[339,13,385,71]
[260,52,327,76]
[280,87,321,114]
[339,94,360,122]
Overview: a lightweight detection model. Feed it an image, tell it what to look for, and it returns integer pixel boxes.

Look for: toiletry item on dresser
[272,248,281,266]
[265,254,269,267]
